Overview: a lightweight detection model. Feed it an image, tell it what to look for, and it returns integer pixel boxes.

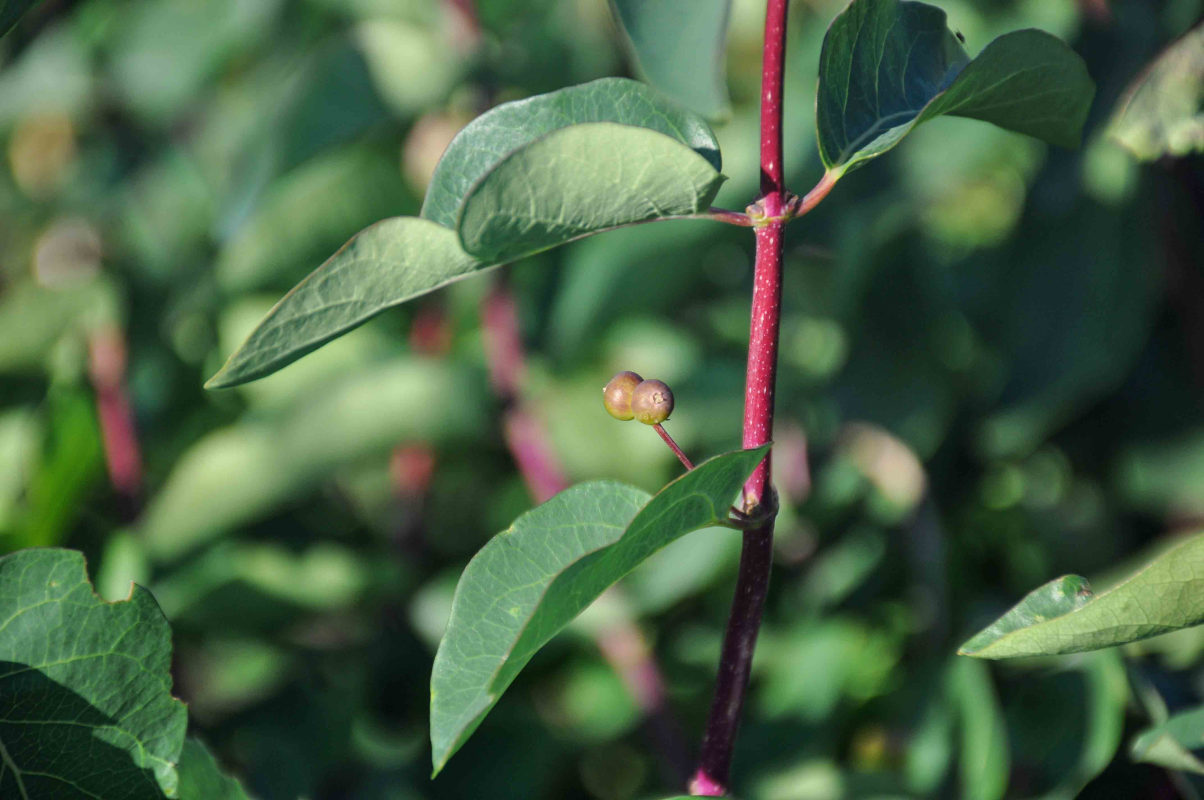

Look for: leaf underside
[816,0,1094,175]
[960,532,1204,659]
[429,446,767,774]
[610,0,732,120]
[0,548,187,799]
[209,79,724,388]
[1110,22,1204,161]
[1131,706,1204,775]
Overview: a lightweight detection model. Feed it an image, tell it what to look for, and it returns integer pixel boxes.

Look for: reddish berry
[603,371,643,421]
[632,379,673,425]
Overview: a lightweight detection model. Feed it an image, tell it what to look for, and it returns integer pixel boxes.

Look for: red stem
[653,423,695,471]
[87,326,142,515]
[691,0,791,794]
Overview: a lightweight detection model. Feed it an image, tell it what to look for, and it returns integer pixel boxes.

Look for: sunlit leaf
[206,219,483,388]
[610,0,731,119]
[816,0,1093,176]
[960,533,1204,658]
[421,77,721,228]
[456,122,725,263]
[0,548,187,798]
[1110,22,1204,160]
[429,446,766,774]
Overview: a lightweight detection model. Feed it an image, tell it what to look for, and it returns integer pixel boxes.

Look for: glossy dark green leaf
[960,533,1204,658]
[1131,706,1204,775]
[430,446,766,774]
[421,77,721,228]
[456,122,725,263]
[205,219,483,388]
[610,0,731,119]
[0,0,43,39]
[0,548,187,798]
[1110,22,1204,160]
[816,0,1093,176]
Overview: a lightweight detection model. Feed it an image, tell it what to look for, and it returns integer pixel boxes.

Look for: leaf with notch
[0,548,188,799]
[456,122,725,263]
[610,0,732,120]
[816,0,1094,177]
[205,218,484,388]
[960,533,1204,659]
[421,76,721,228]
[429,446,766,774]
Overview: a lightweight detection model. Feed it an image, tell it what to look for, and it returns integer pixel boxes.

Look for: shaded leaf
[206,219,483,388]
[949,658,1008,800]
[0,0,43,39]
[1131,706,1204,775]
[960,534,1204,658]
[178,738,254,800]
[610,0,731,119]
[430,446,766,774]
[816,0,1093,176]
[421,77,721,228]
[0,548,187,798]
[456,122,725,263]
[1110,22,1204,160]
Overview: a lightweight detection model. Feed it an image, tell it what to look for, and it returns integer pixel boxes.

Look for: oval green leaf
[1131,706,1204,776]
[959,533,1204,659]
[611,0,732,120]
[430,445,767,774]
[421,77,721,229]
[456,122,725,264]
[816,0,1094,176]
[0,548,188,798]
[205,218,483,389]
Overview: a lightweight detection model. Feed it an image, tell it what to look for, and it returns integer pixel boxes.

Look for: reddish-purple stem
[691,0,792,794]
[87,326,142,515]
[653,423,695,471]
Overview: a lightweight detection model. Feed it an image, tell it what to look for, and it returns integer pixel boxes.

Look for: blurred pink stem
[87,326,142,508]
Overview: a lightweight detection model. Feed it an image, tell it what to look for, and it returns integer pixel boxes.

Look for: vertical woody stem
[691,0,790,794]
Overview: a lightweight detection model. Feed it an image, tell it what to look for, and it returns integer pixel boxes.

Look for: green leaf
[205,219,483,388]
[0,1,43,39]
[949,658,1008,800]
[0,548,187,798]
[421,77,721,229]
[610,0,731,119]
[960,533,1204,658]
[178,738,254,799]
[1132,706,1204,776]
[456,122,725,263]
[429,446,766,774]
[1110,22,1204,161]
[816,0,1093,176]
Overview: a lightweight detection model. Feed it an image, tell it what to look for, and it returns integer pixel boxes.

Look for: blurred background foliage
[1,0,1203,797]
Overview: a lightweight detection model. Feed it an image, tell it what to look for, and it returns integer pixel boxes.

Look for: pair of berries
[603,371,673,425]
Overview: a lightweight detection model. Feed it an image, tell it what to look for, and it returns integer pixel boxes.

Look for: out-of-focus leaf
[1131,706,1204,775]
[610,0,731,119]
[816,0,1093,176]
[1119,430,1204,517]
[456,122,725,263]
[149,358,486,559]
[178,738,254,800]
[429,446,765,774]
[0,0,43,39]
[421,77,721,228]
[216,145,415,292]
[108,0,283,123]
[0,548,187,797]
[353,17,461,116]
[0,279,118,373]
[1110,22,1204,160]
[1040,651,1128,800]
[206,219,482,388]
[0,25,93,122]
[960,533,1204,658]
[950,658,1009,800]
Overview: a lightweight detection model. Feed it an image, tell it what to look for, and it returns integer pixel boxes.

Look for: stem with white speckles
[690,0,790,794]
